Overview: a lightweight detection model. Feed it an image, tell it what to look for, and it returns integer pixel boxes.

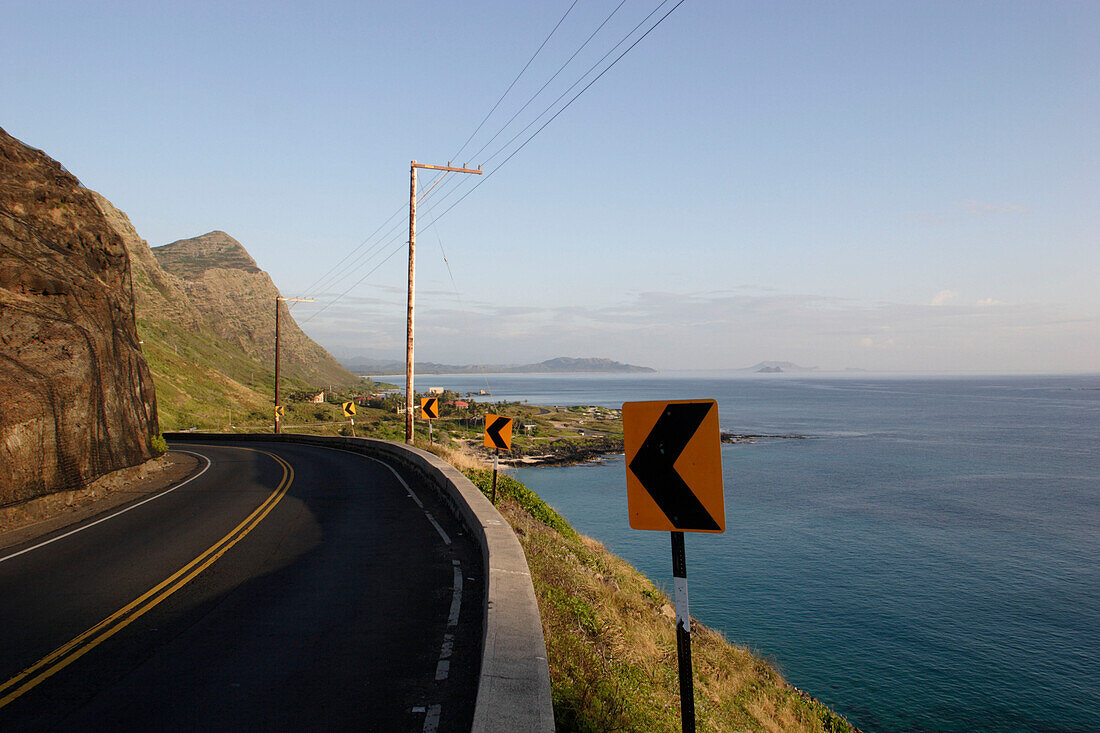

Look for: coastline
[479,431,810,468]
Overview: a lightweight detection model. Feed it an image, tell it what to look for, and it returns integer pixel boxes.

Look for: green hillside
[92,193,362,431]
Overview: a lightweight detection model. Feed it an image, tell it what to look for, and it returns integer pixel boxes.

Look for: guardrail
[165,432,553,733]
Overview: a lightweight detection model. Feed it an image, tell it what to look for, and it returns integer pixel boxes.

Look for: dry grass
[422,441,490,472]
[459,470,857,733]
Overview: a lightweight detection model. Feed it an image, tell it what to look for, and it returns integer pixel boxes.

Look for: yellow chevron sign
[420,397,440,420]
[624,399,724,533]
[484,414,513,451]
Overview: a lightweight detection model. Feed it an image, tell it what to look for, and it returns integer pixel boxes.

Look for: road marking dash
[448,566,463,627]
[423,704,442,732]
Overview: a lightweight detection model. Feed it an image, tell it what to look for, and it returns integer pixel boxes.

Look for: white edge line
[424,512,452,546]
[0,449,213,565]
[447,566,463,627]
[312,444,460,546]
[329,446,424,506]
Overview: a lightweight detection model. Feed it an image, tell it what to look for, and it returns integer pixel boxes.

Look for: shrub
[463,469,577,539]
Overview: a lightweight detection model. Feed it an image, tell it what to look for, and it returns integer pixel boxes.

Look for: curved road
[0,440,482,731]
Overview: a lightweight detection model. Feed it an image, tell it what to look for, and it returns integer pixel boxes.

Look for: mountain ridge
[92,208,360,429]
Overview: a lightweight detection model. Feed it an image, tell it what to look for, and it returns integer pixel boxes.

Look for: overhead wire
[291,201,406,305]
[418,0,686,233]
[304,173,460,299]
[301,0,634,304]
[401,0,633,223]
[428,220,494,396]
[408,0,581,231]
[298,0,687,327]
[298,238,408,324]
[451,0,580,166]
[400,0,680,237]
[469,0,629,163]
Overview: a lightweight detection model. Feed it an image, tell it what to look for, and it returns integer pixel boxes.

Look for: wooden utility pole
[274,296,313,434]
[405,160,482,444]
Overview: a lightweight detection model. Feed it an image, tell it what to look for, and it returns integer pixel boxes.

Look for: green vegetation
[138,317,386,432]
[139,318,279,431]
[462,467,856,733]
[465,471,577,538]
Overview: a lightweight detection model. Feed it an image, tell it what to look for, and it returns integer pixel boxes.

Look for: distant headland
[339,355,657,375]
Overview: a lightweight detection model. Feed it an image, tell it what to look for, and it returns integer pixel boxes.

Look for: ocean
[412,372,1099,732]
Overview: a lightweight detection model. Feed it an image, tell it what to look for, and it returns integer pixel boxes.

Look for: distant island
[339,356,656,375]
[737,361,819,373]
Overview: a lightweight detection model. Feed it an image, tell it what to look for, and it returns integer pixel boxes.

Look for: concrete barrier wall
[166,433,554,733]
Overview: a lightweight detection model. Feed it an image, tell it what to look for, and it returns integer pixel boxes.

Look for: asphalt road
[0,440,482,731]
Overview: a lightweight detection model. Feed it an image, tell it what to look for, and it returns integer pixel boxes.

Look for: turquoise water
[426,373,1099,732]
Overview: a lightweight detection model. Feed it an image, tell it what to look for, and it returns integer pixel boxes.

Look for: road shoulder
[0,451,200,552]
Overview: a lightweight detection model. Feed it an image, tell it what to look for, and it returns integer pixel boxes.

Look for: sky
[3,1,1097,373]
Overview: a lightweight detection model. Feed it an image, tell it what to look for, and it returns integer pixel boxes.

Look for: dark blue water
[426,373,1100,732]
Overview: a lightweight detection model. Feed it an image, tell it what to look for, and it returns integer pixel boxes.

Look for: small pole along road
[0,440,482,731]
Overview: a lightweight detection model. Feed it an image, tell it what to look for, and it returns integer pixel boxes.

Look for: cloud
[930,290,958,306]
[914,200,1028,224]
[959,200,1028,216]
[302,286,1099,374]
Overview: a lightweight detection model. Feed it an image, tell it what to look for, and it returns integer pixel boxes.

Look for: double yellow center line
[0,447,293,710]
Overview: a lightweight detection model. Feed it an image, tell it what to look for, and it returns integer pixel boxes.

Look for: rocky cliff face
[0,127,159,505]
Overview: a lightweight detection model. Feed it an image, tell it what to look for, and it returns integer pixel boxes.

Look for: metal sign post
[491,448,499,505]
[671,531,695,732]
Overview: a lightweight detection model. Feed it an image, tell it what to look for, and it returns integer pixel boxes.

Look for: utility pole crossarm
[412,163,483,175]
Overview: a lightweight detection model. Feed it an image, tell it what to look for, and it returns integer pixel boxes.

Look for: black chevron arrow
[424,398,438,418]
[486,415,511,450]
[628,402,719,531]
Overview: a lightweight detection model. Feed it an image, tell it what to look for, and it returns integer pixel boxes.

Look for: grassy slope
[462,469,856,733]
[137,317,327,431]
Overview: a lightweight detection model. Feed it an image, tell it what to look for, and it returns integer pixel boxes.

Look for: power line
[451,0,580,164]
[399,0,681,237]
[428,220,494,397]
[410,1,581,237]
[469,0,629,162]
[302,0,687,322]
[296,1,609,306]
[421,0,687,232]
[298,238,408,324]
[294,201,405,302]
